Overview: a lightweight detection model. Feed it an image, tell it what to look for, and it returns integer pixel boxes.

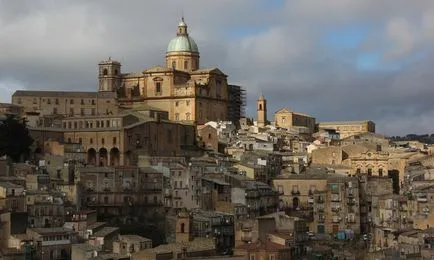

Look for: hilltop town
[0,18,433,260]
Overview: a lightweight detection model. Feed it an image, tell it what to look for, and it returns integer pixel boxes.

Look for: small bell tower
[98,57,121,92]
[257,93,267,127]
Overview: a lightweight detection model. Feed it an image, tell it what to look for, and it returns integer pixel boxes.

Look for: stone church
[10,18,244,166]
[12,18,243,125]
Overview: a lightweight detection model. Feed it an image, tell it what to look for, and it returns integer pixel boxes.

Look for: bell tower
[176,208,192,243]
[257,94,267,127]
[98,57,121,92]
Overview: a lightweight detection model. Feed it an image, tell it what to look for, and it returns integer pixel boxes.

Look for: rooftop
[119,234,152,243]
[93,227,119,237]
[319,120,373,126]
[0,181,23,189]
[31,227,74,235]
[132,237,215,257]
[236,239,286,251]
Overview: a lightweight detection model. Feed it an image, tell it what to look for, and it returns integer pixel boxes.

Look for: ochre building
[317,120,375,139]
[11,18,242,125]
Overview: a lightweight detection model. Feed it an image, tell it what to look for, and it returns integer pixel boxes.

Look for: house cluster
[0,17,434,260]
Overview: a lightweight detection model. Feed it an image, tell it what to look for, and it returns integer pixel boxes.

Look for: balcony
[331,194,341,202]
[346,217,356,223]
[316,197,325,203]
[332,216,341,223]
[331,206,341,212]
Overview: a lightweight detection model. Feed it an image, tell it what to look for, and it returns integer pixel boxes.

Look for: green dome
[167,35,199,53]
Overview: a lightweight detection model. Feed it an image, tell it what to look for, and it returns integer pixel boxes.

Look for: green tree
[0,114,34,162]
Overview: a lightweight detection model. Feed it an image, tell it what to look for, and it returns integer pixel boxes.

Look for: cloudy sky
[0,0,433,135]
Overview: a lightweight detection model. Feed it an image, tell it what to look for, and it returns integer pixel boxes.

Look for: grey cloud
[0,0,434,135]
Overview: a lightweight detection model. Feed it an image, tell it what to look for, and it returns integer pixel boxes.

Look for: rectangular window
[81,99,84,105]
[91,108,96,115]
[55,99,59,105]
[113,137,117,145]
[81,108,85,116]
[53,108,57,114]
[69,108,74,116]
[156,82,162,93]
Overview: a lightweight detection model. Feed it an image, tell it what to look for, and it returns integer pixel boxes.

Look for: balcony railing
[346,218,356,223]
[332,216,341,223]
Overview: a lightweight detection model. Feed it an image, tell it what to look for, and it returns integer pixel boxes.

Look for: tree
[0,114,34,162]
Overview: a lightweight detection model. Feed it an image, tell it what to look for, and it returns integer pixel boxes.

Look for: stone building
[0,103,23,116]
[0,182,26,213]
[273,172,361,235]
[274,108,316,134]
[12,18,242,126]
[318,120,376,139]
[30,111,198,166]
[79,166,164,223]
[27,227,77,260]
[113,235,152,257]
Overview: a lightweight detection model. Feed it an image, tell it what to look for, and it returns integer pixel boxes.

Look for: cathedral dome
[166,18,199,53]
[167,35,198,53]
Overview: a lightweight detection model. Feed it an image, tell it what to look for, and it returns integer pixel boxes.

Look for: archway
[99,148,108,166]
[87,148,97,165]
[110,147,120,166]
[292,197,300,210]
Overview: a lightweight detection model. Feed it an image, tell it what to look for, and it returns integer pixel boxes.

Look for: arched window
[103,69,108,75]
[259,104,262,110]
[114,69,118,75]
[101,138,105,145]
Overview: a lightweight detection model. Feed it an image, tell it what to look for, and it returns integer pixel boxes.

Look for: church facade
[12,18,242,125]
